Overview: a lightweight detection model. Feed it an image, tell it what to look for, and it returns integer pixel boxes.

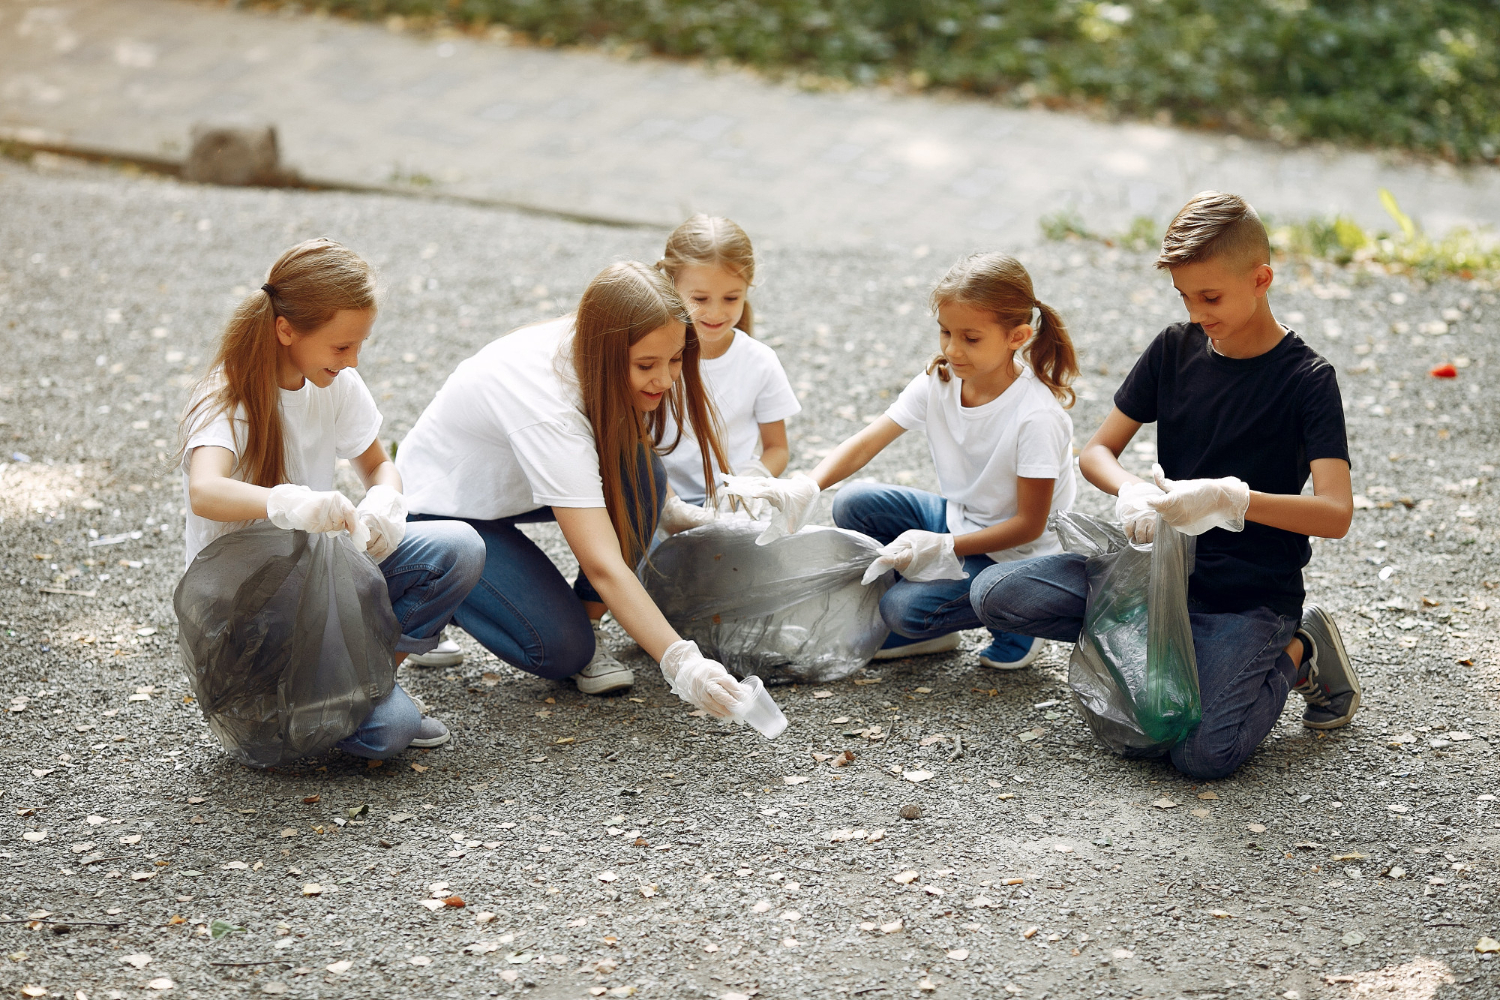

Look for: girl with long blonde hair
[396,262,749,715]
[726,251,1080,670]
[180,238,486,760]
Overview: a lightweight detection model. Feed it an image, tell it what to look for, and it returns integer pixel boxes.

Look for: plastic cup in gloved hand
[728,675,788,739]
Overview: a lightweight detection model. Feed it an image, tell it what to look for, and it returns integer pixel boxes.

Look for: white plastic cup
[729,675,788,739]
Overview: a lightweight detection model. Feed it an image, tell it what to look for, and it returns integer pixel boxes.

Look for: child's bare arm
[1246,458,1353,539]
[809,416,906,490]
[756,421,790,477]
[1078,407,1146,497]
[350,438,402,492]
[187,447,272,522]
[952,478,1055,557]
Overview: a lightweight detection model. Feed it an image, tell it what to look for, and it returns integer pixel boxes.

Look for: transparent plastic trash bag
[641,518,891,684]
[173,522,399,768]
[1049,510,1200,757]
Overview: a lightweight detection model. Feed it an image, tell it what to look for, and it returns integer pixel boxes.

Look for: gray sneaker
[408,715,451,749]
[574,626,634,695]
[1292,604,1361,729]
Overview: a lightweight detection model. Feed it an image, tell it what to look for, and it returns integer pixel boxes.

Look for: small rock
[900,804,923,820]
[183,125,291,187]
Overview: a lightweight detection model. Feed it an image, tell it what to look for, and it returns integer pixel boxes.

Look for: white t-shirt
[180,368,383,568]
[885,365,1076,563]
[660,330,801,504]
[397,317,606,520]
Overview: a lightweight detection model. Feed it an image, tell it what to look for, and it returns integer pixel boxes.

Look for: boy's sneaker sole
[871,632,962,661]
[1294,604,1361,729]
[979,636,1045,671]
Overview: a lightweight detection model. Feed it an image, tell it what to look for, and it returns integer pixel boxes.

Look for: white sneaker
[871,632,962,661]
[574,626,634,695]
[406,638,464,668]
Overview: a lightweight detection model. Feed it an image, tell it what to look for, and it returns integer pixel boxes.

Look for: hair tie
[261,283,275,296]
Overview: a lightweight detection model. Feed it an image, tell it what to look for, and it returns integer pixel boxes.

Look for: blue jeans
[970,553,1300,780]
[413,448,667,681]
[832,482,1025,650]
[335,519,486,759]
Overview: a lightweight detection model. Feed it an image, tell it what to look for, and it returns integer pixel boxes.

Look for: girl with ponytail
[180,238,485,760]
[726,252,1080,671]
[396,262,754,720]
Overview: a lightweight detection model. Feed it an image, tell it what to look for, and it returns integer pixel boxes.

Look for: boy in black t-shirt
[972,191,1360,780]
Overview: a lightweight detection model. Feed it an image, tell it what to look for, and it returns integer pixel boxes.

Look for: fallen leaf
[122,954,152,969]
[280,828,298,838]
[130,872,154,882]
[1112,948,1134,959]
[1151,798,1178,809]
[411,764,429,773]
[20,989,45,999]
[902,769,935,783]
[1196,790,1219,800]
[752,900,772,913]
[409,955,432,966]
[1211,910,1233,919]
[880,919,904,934]
[475,912,496,923]
[209,919,244,940]
[783,776,810,785]
[301,884,322,896]
[506,952,533,965]
[812,691,832,699]
[21,831,46,843]
[145,980,174,991]
[1476,937,1500,954]
[1246,823,1267,834]
[892,871,919,884]
[947,948,969,960]
[326,960,352,974]
[1342,931,1365,946]
[261,984,289,995]
[917,978,937,992]
[597,871,618,883]
[1190,808,1211,818]
[418,900,444,911]
[302,795,320,805]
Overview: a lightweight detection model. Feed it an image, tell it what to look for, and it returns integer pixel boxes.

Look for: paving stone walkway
[3,0,1500,247]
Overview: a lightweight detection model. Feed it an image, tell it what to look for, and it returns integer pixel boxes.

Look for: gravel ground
[0,156,1497,1000]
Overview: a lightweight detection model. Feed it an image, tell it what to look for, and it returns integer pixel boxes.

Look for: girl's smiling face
[276,308,374,390]
[628,320,686,412]
[937,301,1028,381]
[673,264,747,348]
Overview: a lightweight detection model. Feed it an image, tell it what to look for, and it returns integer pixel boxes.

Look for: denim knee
[338,685,422,760]
[831,480,881,531]
[878,586,923,639]
[523,619,596,681]
[969,560,1033,630]
[1169,738,1240,782]
[450,523,486,591]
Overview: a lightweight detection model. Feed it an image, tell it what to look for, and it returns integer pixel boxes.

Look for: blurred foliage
[280,0,1500,162]
[1045,190,1500,279]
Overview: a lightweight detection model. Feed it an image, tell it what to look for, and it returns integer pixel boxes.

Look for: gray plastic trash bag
[1049,510,1200,757]
[174,522,398,768]
[641,519,890,683]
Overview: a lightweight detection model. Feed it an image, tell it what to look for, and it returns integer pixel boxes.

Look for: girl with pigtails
[726,252,1079,670]
[395,262,756,717]
[180,239,486,760]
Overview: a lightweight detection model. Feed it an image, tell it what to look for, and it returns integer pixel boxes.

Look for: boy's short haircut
[1156,191,1271,272]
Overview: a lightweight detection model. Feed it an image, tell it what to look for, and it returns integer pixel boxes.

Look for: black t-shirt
[1115,323,1350,617]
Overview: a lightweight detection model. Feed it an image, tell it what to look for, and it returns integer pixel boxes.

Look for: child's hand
[660,495,717,535]
[862,529,967,585]
[356,484,408,561]
[719,472,820,545]
[1146,463,1251,535]
[659,639,745,719]
[1115,480,1166,543]
[266,484,361,536]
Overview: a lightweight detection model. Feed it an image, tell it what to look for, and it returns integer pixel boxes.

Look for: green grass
[1046,191,1500,279]
[257,0,1500,163]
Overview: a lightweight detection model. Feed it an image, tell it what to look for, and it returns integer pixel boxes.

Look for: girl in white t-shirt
[180,239,485,761]
[653,216,800,506]
[397,262,756,720]
[725,252,1078,670]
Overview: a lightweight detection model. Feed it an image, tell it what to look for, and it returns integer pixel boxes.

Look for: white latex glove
[725,458,774,519]
[735,457,773,479]
[1115,480,1166,544]
[718,472,820,545]
[266,484,365,545]
[861,529,968,585]
[356,484,407,562]
[1145,462,1251,535]
[659,639,745,719]
[659,494,717,535]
